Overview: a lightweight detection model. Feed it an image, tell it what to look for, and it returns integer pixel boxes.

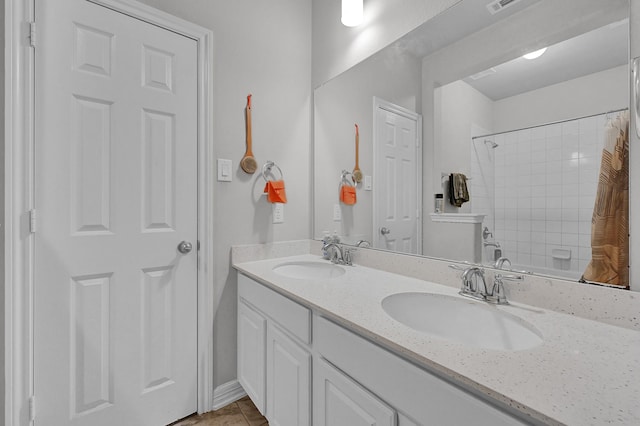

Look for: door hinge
[29,21,36,47]
[29,209,37,233]
[29,396,36,422]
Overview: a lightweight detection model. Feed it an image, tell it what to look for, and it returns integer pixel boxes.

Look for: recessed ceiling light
[523,47,547,60]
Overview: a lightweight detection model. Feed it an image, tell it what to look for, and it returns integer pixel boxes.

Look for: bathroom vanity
[232,242,640,426]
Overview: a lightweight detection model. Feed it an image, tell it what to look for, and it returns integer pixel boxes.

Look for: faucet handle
[496,273,523,282]
[490,273,523,305]
[342,248,354,266]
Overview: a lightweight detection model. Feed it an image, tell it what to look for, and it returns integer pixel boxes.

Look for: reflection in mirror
[313,0,631,288]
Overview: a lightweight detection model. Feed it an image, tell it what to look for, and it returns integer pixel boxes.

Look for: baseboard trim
[212,380,247,411]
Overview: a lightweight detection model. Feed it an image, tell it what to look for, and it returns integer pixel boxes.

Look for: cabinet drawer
[238,273,311,344]
[315,315,531,426]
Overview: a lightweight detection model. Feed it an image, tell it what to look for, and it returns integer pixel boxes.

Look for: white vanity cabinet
[237,274,312,425]
[266,322,311,425]
[237,273,533,426]
[237,300,267,414]
[314,357,396,426]
[315,316,531,426]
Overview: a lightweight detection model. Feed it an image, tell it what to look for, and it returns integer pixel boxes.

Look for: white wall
[493,65,629,132]
[314,49,422,243]
[424,81,493,259]
[311,0,461,87]
[136,0,312,390]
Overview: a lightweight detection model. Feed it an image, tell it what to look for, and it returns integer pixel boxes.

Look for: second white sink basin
[382,292,543,351]
[272,261,345,280]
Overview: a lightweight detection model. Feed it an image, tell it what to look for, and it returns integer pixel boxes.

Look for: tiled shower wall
[471,112,614,279]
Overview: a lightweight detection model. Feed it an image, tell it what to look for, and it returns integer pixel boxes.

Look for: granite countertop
[233,253,640,426]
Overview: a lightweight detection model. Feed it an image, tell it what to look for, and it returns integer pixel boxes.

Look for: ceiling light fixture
[522,47,547,60]
[342,0,363,27]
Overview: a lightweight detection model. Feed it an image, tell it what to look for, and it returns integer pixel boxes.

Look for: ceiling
[389,0,629,102]
[463,18,629,100]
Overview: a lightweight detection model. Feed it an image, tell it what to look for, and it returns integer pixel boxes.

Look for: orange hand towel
[263,180,287,203]
[340,185,356,205]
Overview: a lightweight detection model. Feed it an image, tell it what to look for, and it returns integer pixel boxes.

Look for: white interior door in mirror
[374,99,422,254]
[33,0,198,425]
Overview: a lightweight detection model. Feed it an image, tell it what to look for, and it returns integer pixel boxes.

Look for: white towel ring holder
[262,161,284,182]
[340,170,356,188]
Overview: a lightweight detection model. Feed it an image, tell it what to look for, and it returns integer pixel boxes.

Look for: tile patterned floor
[170,396,268,426]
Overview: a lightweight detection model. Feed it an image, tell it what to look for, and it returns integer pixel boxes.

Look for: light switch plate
[364,175,372,191]
[217,159,232,182]
[273,203,284,223]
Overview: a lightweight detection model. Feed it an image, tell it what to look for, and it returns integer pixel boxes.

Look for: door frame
[372,97,423,253]
[3,1,215,424]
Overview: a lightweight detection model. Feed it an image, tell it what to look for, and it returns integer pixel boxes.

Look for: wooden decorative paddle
[241,94,257,174]
[352,124,363,183]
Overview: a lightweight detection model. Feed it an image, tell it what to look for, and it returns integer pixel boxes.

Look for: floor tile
[170,397,268,426]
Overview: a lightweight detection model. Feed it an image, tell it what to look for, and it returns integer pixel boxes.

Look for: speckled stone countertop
[233,251,640,426]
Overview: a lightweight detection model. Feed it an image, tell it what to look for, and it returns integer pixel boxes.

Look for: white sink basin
[381,292,543,351]
[272,261,345,280]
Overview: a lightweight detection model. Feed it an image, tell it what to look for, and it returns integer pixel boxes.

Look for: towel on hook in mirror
[340,185,356,205]
[264,180,287,203]
[449,173,469,207]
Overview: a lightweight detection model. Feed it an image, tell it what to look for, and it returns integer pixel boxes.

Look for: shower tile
[532,220,546,233]
[531,150,546,164]
[546,208,562,221]
[517,231,532,244]
[546,196,562,209]
[579,246,592,261]
[531,138,546,152]
[579,208,593,222]
[517,198,532,210]
[579,116,597,134]
[579,221,592,235]
[546,123,562,137]
[532,125,546,140]
[531,208,545,221]
[546,221,562,233]
[531,241,546,253]
[563,221,579,234]
[531,255,546,268]
[562,233,579,247]
[579,193,596,208]
[562,120,579,135]
[562,184,580,197]
[561,196,580,210]
[531,186,546,198]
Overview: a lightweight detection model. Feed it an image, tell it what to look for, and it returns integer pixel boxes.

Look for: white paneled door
[374,100,421,254]
[34,1,198,425]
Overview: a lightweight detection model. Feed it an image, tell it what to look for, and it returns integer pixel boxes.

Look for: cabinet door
[237,301,267,414]
[314,358,396,426]
[266,323,311,426]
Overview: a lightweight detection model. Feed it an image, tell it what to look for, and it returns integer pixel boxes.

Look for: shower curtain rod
[472,107,629,141]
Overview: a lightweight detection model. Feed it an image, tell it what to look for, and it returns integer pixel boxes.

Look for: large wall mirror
[313,0,632,289]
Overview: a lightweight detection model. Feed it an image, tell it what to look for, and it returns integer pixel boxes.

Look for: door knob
[177,241,193,254]
[380,227,391,235]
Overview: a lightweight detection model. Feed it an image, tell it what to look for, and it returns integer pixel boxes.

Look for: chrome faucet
[494,257,511,270]
[490,273,523,305]
[483,241,501,248]
[450,265,522,305]
[460,266,489,302]
[355,239,371,248]
[322,242,354,266]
